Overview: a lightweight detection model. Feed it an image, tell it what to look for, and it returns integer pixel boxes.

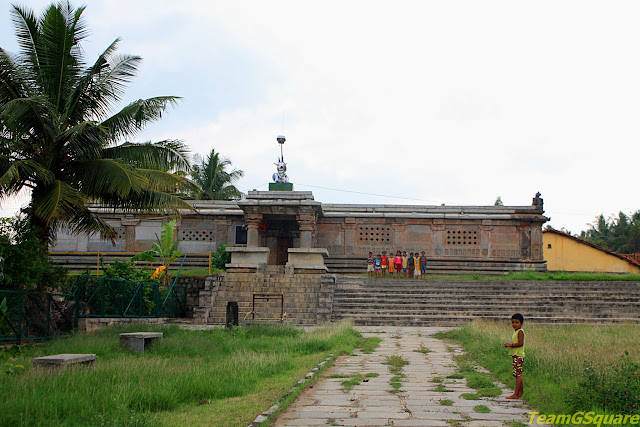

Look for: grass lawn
[437,319,640,417]
[0,322,374,426]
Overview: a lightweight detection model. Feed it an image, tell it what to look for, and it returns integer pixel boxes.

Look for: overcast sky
[1,0,639,233]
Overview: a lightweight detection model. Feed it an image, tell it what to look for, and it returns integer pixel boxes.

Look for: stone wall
[175,275,208,317]
[203,270,335,325]
[78,317,172,333]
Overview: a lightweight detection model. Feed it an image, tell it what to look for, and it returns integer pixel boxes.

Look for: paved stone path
[274,327,530,427]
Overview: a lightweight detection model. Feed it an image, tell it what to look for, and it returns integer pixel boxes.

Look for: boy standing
[420,251,428,278]
[504,313,525,399]
[413,253,421,278]
[367,252,374,278]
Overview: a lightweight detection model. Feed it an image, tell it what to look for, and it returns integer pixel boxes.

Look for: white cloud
[2,0,640,232]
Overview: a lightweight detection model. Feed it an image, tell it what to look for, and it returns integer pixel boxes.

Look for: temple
[52,191,549,274]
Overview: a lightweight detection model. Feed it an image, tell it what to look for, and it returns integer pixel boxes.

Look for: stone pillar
[342,219,357,256]
[297,211,316,249]
[121,219,140,252]
[244,213,263,247]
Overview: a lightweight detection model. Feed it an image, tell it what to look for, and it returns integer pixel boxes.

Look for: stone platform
[32,354,96,369]
[119,332,163,352]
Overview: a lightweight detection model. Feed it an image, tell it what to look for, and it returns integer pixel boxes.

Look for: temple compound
[52,191,549,274]
[52,190,548,324]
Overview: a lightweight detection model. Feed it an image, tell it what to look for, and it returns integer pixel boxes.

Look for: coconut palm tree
[0,2,192,247]
[190,148,244,200]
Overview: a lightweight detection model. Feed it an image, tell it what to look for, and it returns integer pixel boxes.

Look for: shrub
[102,259,152,282]
[567,352,640,414]
[211,244,230,270]
[0,217,68,291]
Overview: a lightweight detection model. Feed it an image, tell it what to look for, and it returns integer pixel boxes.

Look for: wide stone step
[333,291,640,300]
[332,300,640,310]
[331,313,640,326]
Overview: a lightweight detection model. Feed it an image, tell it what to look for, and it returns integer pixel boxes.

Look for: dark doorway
[264,217,298,265]
[276,237,293,265]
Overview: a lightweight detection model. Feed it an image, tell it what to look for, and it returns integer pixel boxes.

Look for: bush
[102,259,152,282]
[567,352,640,414]
[0,217,68,291]
[211,244,230,270]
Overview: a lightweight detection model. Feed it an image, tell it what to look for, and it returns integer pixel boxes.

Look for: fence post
[46,293,51,339]
[121,281,125,316]
[74,290,79,332]
[17,293,22,345]
[96,251,100,276]
[100,277,105,316]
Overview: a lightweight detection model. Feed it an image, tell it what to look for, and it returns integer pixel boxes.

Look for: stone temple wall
[50,195,548,273]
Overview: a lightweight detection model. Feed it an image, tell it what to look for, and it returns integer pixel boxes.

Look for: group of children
[367,250,428,279]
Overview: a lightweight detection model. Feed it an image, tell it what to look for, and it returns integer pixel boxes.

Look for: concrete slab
[32,353,96,369]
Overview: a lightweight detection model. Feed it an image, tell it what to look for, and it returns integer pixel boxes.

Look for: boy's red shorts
[512,355,524,377]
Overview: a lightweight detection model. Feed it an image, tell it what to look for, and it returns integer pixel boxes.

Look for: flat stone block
[119,332,163,353]
[33,354,96,369]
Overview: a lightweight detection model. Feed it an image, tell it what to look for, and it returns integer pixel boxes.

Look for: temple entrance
[264,217,298,265]
[276,237,293,265]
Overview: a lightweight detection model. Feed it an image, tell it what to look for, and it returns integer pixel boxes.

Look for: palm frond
[61,38,123,126]
[101,97,181,143]
[137,169,192,192]
[38,2,87,112]
[77,158,148,198]
[61,207,116,240]
[98,188,193,213]
[0,159,53,189]
[57,120,106,160]
[31,179,86,222]
[10,5,41,72]
[129,251,158,263]
[0,49,29,105]
[103,140,190,172]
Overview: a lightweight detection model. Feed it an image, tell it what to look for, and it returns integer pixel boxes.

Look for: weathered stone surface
[119,332,163,352]
[51,191,548,275]
[272,327,531,426]
[33,354,96,369]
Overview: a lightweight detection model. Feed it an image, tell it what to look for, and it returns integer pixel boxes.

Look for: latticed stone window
[179,229,215,241]
[358,226,391,242]
[446,229,478,245]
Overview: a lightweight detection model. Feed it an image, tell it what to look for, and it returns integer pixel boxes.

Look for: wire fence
[0,289,78,344]
[71,276,186,318]
[0,276,187,344]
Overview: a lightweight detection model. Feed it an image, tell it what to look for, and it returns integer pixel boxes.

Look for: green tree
[580,210,640,254]
[0,2,191,247]
[130,220,181,285]
[494,196,503,206]
[190,148,244,200]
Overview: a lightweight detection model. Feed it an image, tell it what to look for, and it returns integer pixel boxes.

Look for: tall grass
[0,322,366,426]
[437,320,640,415]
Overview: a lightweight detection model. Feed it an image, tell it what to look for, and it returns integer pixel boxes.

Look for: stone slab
[32,353,96,368]
[119,332,163,353]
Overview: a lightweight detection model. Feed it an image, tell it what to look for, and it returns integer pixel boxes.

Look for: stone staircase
[331,276,640,326]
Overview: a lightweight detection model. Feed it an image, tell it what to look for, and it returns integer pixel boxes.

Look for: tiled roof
[543,228,640,267]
